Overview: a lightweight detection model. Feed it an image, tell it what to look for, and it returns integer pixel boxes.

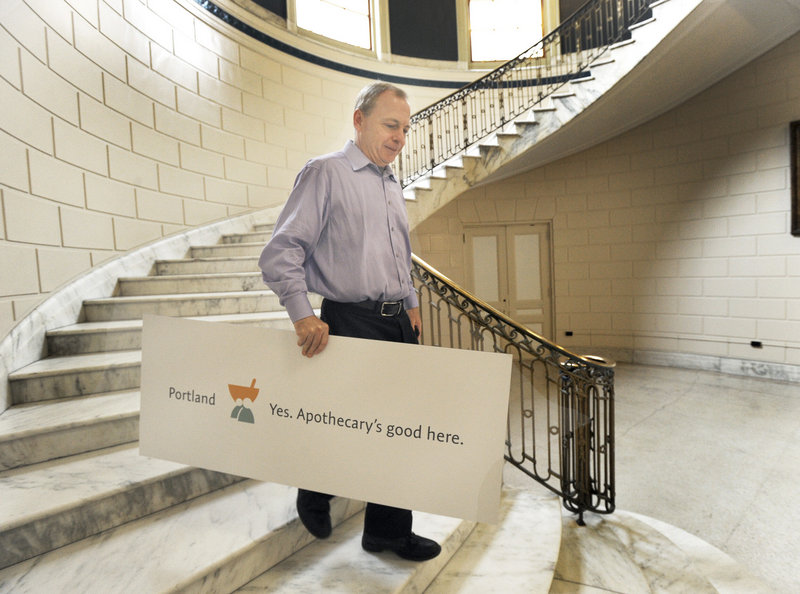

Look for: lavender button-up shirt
[259,141,418,323]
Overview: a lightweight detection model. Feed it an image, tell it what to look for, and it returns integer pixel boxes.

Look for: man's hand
[294,315,329,358]
[407,307,422,338]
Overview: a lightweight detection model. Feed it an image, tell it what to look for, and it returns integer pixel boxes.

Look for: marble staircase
[0,222,772,592]
[0,0,789,587]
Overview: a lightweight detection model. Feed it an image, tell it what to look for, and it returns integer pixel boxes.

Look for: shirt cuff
[403,291,419,310]
[284,292,315,323]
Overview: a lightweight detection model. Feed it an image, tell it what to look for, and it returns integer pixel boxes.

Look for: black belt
[348,299,404,317]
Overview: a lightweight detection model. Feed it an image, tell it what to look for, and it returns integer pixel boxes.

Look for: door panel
[466,226,508,314]
[512,232,541,300]
[507,225,551,336]
[471,235,501,302]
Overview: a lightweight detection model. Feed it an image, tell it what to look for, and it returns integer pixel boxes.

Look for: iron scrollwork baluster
[411,256,616,520]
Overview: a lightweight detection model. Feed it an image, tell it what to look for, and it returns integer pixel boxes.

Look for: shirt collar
[342,140,397,180]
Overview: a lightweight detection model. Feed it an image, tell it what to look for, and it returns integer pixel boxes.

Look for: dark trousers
[298,298,418,538]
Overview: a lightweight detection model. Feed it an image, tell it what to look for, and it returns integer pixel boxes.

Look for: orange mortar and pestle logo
[229,378,259,424]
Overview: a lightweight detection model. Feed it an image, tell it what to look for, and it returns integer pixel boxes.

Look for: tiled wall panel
[413,32,800,365]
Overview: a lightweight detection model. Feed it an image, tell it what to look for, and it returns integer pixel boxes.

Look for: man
[258,82,440,562]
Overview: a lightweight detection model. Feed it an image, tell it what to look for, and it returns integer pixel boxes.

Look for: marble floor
[608,363,800,594]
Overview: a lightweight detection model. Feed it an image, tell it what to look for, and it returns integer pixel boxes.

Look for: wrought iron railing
[412,256,615,522]
[398,0,653,185]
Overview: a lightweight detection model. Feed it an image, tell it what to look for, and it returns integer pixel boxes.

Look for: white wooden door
[465,223,553,338]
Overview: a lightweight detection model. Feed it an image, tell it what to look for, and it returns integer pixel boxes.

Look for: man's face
[353,90,411,168]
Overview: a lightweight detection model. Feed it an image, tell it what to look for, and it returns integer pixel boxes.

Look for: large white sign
[139,315,512,523]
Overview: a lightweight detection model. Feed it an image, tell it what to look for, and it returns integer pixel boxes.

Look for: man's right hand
[293,315,329,358]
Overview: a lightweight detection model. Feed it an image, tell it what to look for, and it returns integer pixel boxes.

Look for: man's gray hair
[354,81,407,115]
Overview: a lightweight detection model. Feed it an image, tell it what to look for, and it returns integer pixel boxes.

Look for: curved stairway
[0,218,772,593]
[2,0,797,588]
[401,0,697,227]
[402,0,800,228]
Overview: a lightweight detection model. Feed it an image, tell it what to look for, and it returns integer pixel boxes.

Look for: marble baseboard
[570,346,800,384]
[634,350,800,384]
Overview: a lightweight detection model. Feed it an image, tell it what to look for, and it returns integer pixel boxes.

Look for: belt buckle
[380,301,401,317]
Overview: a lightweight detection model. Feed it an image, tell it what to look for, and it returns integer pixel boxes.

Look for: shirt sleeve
[258,163,328,323]
[403,274,419,310]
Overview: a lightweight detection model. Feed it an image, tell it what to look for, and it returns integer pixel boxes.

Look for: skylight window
[295,0,372,49]
[469,0,544,62]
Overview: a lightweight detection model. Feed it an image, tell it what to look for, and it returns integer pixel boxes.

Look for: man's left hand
[407,307,422,338]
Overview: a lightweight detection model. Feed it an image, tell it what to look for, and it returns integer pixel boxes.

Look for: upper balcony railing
[397,0,654,186]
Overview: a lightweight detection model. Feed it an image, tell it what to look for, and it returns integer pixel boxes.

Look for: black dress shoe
[296,490,332,539]
[362,532,441,561]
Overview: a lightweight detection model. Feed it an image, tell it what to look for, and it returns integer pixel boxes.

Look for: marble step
[0,444,243,570]
[222,230,271,244]
[46,311,299,355]
[9,349,141,403]
[154,255,260,275]
[495,131,522,149]
[0,479,363,593]
[47,319,144,355]
[626,511,773,594]
[237,508,473,593]
[238,488,562,593]
[190,242,265,258]
[16,308,316,401]
[117,272,266,296]
[600,512,718,592]
[551,511,659,592]
[0,390,139,470]
[82,290,283,322]
[549,508,761,593]
[425,488,562,593]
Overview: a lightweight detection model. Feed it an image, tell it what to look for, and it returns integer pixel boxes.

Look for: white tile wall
[0,0,455,335]
[54,119,109,174]
[413,32,800,365]
[0,242,39,295]
[61,207,116,249]
[3,189,61,246]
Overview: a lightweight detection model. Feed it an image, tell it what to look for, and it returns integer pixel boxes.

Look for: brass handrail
[412,256,614,369]
[411,255,615,522]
